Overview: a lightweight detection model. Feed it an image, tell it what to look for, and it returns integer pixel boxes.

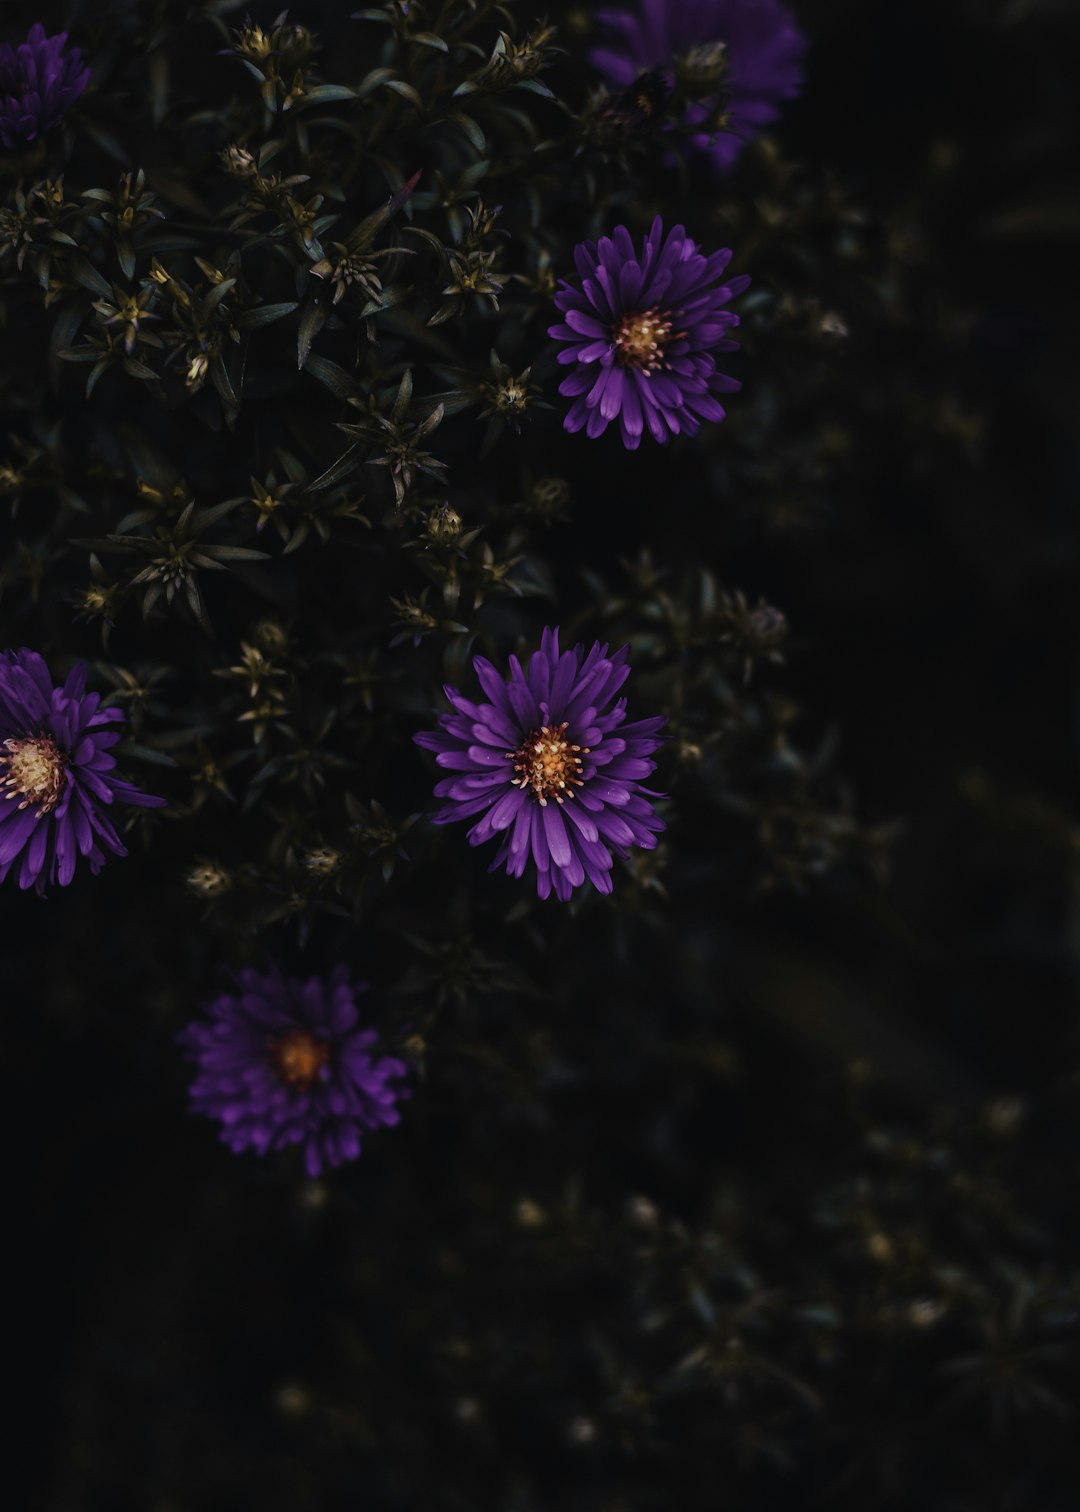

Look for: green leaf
[516,78,556,99]
[304,353,363,401]
[296,294,330,369]
[299,84,358,105]
[189,499,243,532]
[401,226,447,257]
[351,170,422,250]
[447,112,486,153]
[87,358,112,396]
[202,277,238,316]
[122,357,158,380]
[68,255,114,299]
[200,546,271,562]
[116,742,180,769]
[235,301,300,330]
[355,66,396,99]
[210,354,239,411]
[419,390,480,418]
[306,444,364,493]
[356,284,411,318]
[381,79,424,109]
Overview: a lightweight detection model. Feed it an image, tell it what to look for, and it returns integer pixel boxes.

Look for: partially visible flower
[0,649,165,894]
[0,24,90,150]
[415,627,666,901]
[178,966,408,1177]
[591,0,806,172]
[549,217,748,448]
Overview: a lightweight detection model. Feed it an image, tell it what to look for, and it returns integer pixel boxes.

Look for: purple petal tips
[414,627,667,900]
[0,23,90,149]
[178,966,409,1177]
[548,217,749,448]
[0,648,165,895]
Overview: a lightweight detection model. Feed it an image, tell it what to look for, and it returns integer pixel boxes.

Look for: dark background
[5,0,1079,1507]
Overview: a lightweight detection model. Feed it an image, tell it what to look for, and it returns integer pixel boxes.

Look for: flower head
[548,217,749,449]
[415,628,666,900]
[0,649,164,894]
[0,24,90,150]
[179,967,409,1177]
[591,0,806,172]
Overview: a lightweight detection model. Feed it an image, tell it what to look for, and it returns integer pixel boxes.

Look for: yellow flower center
[1,735,67,815]
[613,307,675,373]
[507,723,589,807]
[269,1030,330,1091]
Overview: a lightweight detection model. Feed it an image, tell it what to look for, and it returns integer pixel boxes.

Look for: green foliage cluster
[0,0,881,928]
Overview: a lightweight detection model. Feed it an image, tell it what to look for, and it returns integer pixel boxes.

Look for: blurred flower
[415,628,666,900]
[0,24,90,149]
[549,217,748,448]
[179,966,408,1177]
[591,0,806,172]
[186,860,232,899]
[0,649,164,894]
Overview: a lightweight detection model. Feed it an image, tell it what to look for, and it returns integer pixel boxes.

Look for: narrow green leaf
[299,84,358,105]
[116,742,180,769]
[382,79,424,109]
[68,256,114,299]
[296,294,330,369]
[355,66,396,99]
[200,546,271,562]
[304,353,363,400]
[307,443,363,493]
[235,301,299,330]
[202,277,238,316]
[210,354,239,410]
[447,112,486,153]
[122,357,158,380]
[516,78,556,99]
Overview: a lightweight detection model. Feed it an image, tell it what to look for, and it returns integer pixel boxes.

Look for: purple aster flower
[591,0,806,172]
[548,216,749,449]
[179,966,409,1177]
[414,627,666,901]
[0,24,90,150]
[0,649,165,895]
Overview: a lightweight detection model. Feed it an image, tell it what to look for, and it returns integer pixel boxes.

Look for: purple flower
[548,217,749,449]
[0,649,165,895]
[0,24,90,150]
[179,966,409,1177]
[591,0,806,172]
[414,628,666,901]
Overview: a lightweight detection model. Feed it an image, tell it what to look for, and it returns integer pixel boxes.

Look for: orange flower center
[507,723,589,807]
[1,735,67,815]
[269,1030,329,1090]
[613,307,674,373]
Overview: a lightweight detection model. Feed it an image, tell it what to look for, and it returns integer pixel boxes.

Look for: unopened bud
[186,861,231,898]
[425,505,463,543]
[221,144,258,178]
